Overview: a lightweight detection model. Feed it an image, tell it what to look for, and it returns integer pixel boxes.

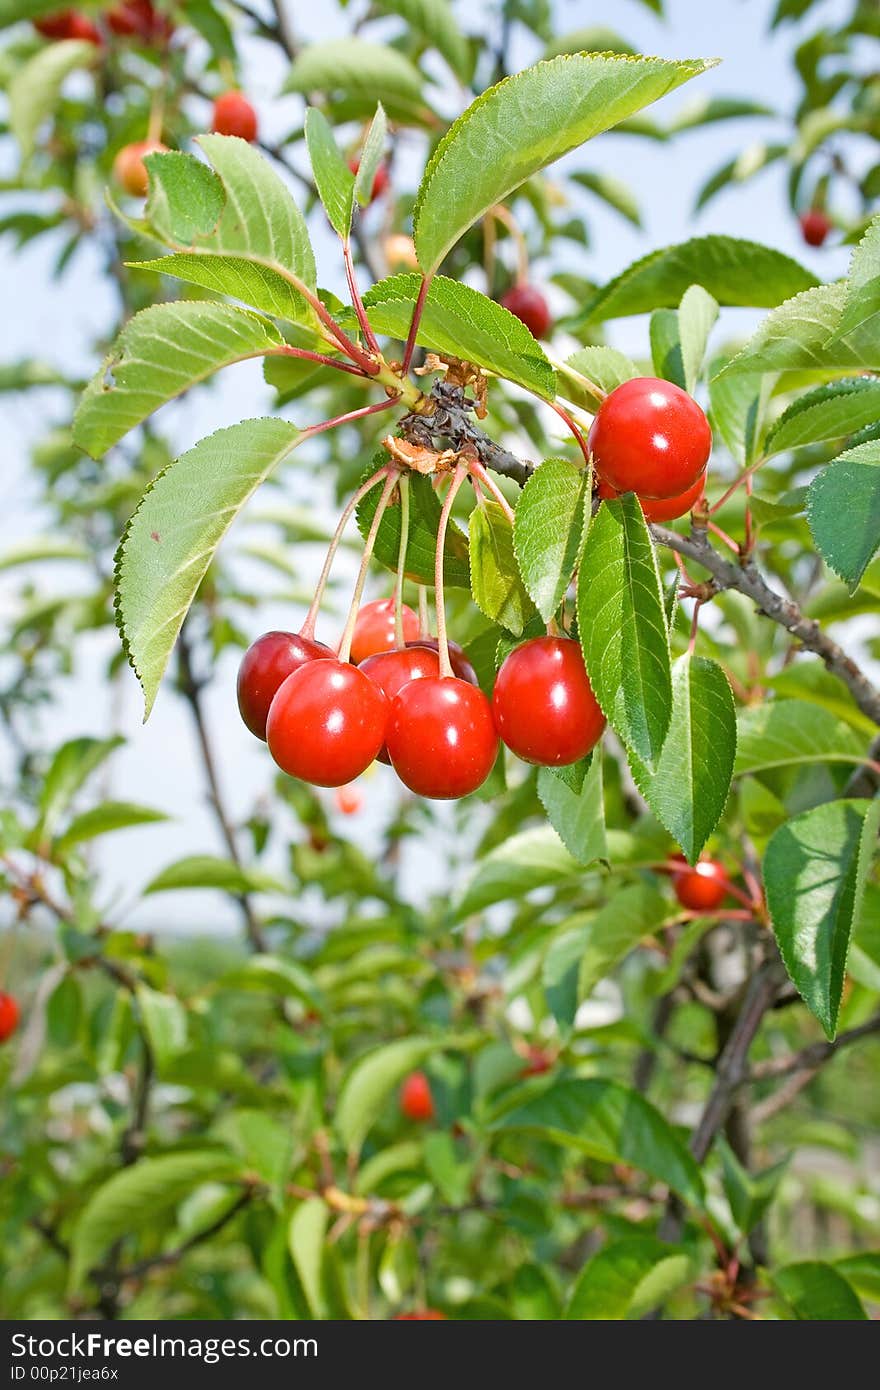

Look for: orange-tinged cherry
[400,1070,434,1121]
[237,630,333,741]
[597,473,706,522]
[266,660,388,787]
[335,784,363,815]
[672,858,729,912]
[350,598,419,665]
[492,636,605,767]
[113,139,167,197]
[387,677,498,799]
[212,91,258,142]
[0,992,19,1044]
[500,284,552,339]
[588,377,712,500]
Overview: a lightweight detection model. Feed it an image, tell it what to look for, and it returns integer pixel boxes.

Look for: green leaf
[708,364,769,467]
[571,170,641,227]
[573,236,818,328]
[566,1237,692,1319]
[469,499,537,636]
[9,39,98,161]
[57,801,168,850]
[556,346,638,411]
[543,923,589,1030]
[115,417,302,718]
[136,985,188,1071]
[834,1253,880,1302]
[413,52,715,275]
[807,441,880,590]
[677,284,719,394]
[764,798,880,1039]
[773,1262,867,1320]
[718,1137,787,1236]
[735,700,865,775]
[374,0,471,80]
[288,1199,328,1319]
[361,274,555,400]
[826,214,880,343]
[282,38,425,107]
[74,302,284,458]
[217,1110,292,1194]
[545,27,638,58]
[630,655,736,864]
[536,753,606,866]
[353,103,388,209]
[0,537,89,569]
[214,953,323,1015]
[578,494,672,770]
[70,1151,239,1291]
[694,143,787,213]
[574,882,668,998]
[716,283,880,380]
[144,854,287,896]
[455,826,580,918]
[514,458,586,621]
[304,108,355,238]
[764,378,880,456]
[494,1079,704,1206]
[357,468,470,589]
[132,137,318,329]
[668,94,775,131]
[335,1037,439,1153]
[38,737,123,840]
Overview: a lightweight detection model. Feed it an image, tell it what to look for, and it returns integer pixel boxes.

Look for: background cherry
[113,139,167,197]
[399,1070,434,1121]
[394,1310,447,1320]
[386,677,498,799]
[799,209,832,246]
[500,284,552,339]
[0,992,19,1044]
[212,91,258,142]
[237,630,333,740]
[597,473,706,522]
[36,10,101,43]
[360,645,441,762]
[266,659,388,787]
[335,785,363,815]
[348,158,389,203]
[350,597,419,664]
[405,636,478,686]
[588,377,712,500]
[673,858,729,912]
[492,636,606,766]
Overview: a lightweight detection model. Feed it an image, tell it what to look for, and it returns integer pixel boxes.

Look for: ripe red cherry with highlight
[799,209,832,247]
[360,645,441,763]
[350,597,419,665]
[237,630,333,740]
[386,677,499,799]
[597,473,706,523]
[394,1310,447,1320]
[266,659,388,787]
[0,992,20,1044]
[348,158,390,203]
[400,1070,434,1121]
[405,636,478,687]
[113,139,168,197]
[500,284,552,339]
[212,91,258,142]
[672,858,729,912]
[492,636,605,767]
[588,377,712,500]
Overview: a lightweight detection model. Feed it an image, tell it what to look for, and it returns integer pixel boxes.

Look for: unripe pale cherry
[383,233,419,271]
[400,1070,434,1121]
[266,659,388,787]
[0,992,20,1044]
[387,677,498,800]
[672,858,729,912]
[500,284,552,339]
[113,139,168,198]
[350,597,419,665]
[588,377,712,500]
[597,473,706,522]
[212,91,258,143]
[492,636,605,767]
[799,209,832,247]
[237,630,333,740]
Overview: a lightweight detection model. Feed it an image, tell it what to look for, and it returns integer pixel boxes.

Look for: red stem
[337,471,400,664]
[301,396,398,441]
[273,345,371,378]
[402,274,432,375]
[299,466,391,641]
[468,458,516,523]
[434,464,468,678]
[343,238,381,356]
[549,401,591,470]
[709,456,765,516]
[707,520,741,555]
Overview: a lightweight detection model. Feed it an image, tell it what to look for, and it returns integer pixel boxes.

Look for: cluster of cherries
[34,0,172,48]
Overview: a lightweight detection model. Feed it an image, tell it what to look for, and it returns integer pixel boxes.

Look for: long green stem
[393,474,411,648]
[434,465,468,678]
[337,471,400,664]
[300,467,391,641]
[418,585,431,638]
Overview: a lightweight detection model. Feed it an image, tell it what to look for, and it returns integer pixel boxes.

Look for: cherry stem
[300,466,391,641]
[468,458,516,524]
[743,473,754,555]
[434,463,468,678]
[343,238,382,356]
[687,600,702,657]
[337,471,400,665]
[272,344,371,379]
[393,474,411,648]
[417,585,431,638]
[490,203,529,285]
[707,520,741,555]
[301,396,398,442]
[285,272,379,375]
[709,456,766,516]
[401,273,432,375]
[549,400,591,471]
[549,353,606,405]
[147,82,165,144]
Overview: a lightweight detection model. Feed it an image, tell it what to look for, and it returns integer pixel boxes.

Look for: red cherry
[68,11,101,41]
[672,859,729,912]
[212,91,258,143]
[405,637,478,687]
[348,158,390,203]
[350,598,420,665]
[107,0,172,41]
[597,473,706,523]
[35,10,101,42]
[266,660,388,787]
[500,284,552,339]
[237,630,333,740]
[394,1310,447,1320]
[522,1045,553,1077]
[113,139,168,197]
[400,1070,434,1121]
[360,645,441,763]
[588,377,712,500]
[0,992,19,1044]
[492,636,605,767]
[799,209,832,247]
[335,784,363,816]
[386,678,499,799]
